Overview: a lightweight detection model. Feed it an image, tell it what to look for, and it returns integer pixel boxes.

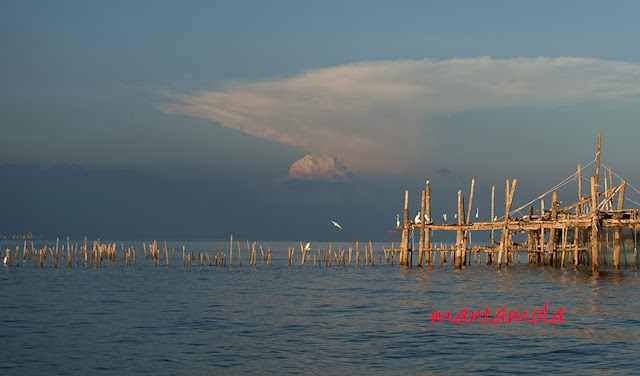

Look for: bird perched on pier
[425,215,431,223]
[396,214,400,227]
[331,220,343,230]
[414,211,422,224]
[426,180,430,186]
[3,249,9,266]
[494,216,498,221]
[454,214,458,220]
[476,208,479,220]
[442,214,447,223]
[304,242,311,251]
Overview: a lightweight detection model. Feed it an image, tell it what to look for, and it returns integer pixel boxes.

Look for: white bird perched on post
[425,215,431,223]
[494,216,498,221]
[3,249,10,266]
[396,214,400,228]
[304,242,311,251]
[476,208,479,220]
[414,211,422,224]
[442,214,447,223]
[331,220,343,230]
[454,213,458,220]
[426,180,430,186]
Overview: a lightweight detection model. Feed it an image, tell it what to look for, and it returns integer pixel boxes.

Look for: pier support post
[425,184,432,265]
[497,179,517,269]
[400,190,410,266]
[418,190,425,267]
[614,180,626,269]
[549,190,558,265]
[455,190,465,268]
[591,176,599,272]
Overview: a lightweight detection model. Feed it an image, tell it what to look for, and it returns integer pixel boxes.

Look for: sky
[2,1,640,241]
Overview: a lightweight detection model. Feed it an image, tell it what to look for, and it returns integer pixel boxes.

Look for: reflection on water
[1,240,639,375]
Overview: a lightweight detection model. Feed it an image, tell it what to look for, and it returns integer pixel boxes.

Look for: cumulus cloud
[159,57,640,176]
[288,154,352,181]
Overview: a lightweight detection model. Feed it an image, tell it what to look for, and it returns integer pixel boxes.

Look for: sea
[1,239,639,375]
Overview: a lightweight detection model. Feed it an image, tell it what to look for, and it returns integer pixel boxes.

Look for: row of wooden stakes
[2,237,386,269]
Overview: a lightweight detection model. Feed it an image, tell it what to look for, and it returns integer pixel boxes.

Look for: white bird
[3,249,9,266]
[494,216,498,221]
[396,214,400,227]
[426,180,430,186]
[304,242,311,251]
[454,213,458,220]
[331,220,343,230]
[414,211,422,224]
[475,208,479,220]
[442,214,447,222]
[425,215,431,223]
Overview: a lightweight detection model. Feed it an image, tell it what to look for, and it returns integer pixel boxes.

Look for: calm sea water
[1,240,640,375]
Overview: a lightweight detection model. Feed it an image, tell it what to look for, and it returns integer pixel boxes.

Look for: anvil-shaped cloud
[159,57,640,177]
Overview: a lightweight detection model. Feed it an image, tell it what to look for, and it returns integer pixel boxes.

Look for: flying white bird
[475,208,479,220]
[331,220,343,230]
[442,214,447,222]
[396,214,400,227]
[304,242,311,251]
[414,211,422,224]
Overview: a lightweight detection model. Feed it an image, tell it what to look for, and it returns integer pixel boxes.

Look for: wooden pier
[390,133,640,271]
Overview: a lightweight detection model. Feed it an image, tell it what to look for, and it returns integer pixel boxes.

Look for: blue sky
[2,1,640,240]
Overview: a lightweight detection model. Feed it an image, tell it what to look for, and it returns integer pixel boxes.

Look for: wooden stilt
[425,183,432,265]
[401,190,410,265]
[591,176,599,272]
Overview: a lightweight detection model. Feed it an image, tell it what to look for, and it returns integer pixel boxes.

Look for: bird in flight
[331,220,343,230]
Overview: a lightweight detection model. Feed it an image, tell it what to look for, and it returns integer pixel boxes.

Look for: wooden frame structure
[391,133,639,271]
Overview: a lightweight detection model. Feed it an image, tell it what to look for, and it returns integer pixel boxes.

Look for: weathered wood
[595,132,602,192]
[401,190,410,265]
[591,176,599,272]
[548,190,558,265]
[491,186,495,245]
[418,189,425,267]
[497,179,517,268]
[614,180,626,269]
[467,179,475,225]
[455,190,464,268]
[425,184,432,265]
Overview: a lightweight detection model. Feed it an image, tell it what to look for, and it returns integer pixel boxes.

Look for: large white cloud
[159,57,640,175]
[288,154,352,181]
